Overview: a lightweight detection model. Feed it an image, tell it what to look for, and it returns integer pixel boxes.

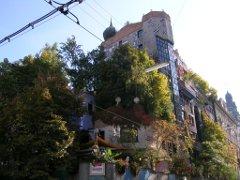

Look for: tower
[225,91,240,122]
[103,19,117,41]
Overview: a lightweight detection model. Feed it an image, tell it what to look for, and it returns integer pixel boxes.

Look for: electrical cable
[0,12,62,48]
[92,0,123,26]
[95,105,141,126]
[77,6,106,28]
[0,8,58,45]
[44,0,104,42]
[173,0,188,27]
[83,1,109,23]
[0,0,83,46]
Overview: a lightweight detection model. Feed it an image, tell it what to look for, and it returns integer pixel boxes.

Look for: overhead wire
[0,12,62,48]
[77,6,106,28]
[44,0,104,42]
[83,1,110,23]
[0,0,104,47]
[92,0,123,26]
[0,0,83,47]
[95,105,141,126]
[173,0,189,27]
[0,7,59,45]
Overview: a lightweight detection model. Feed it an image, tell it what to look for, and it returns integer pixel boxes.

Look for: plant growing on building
[148,119,197,177]
[195,112,237,179]
[115,158,128,175]
[97,149,121,163]
[150,120,187,156]
[59,39,175,121]
[94,44,175,121]
[183,70,217,100]
[127,148,156,176]
[170,154,195,178]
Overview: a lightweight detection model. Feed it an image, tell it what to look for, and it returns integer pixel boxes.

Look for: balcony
[179,80,197,100]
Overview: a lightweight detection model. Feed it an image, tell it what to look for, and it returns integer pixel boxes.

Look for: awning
[80,136,127,150]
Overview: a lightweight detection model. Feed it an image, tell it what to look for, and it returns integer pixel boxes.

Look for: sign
[89,163,105,176]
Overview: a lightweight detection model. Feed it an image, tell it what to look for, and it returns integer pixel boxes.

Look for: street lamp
[144,62,169,73]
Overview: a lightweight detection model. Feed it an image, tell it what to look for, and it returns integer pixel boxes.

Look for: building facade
[213,99,238,146]
[77,10,240,179]
[103,10,182,121]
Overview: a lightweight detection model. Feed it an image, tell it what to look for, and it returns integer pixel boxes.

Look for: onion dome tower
[225,91,240,121]
[103,19,116,40]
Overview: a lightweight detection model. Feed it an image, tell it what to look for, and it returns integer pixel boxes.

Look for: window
[156,36,169,63]
[99,129,105,140]
[88,103,93,114]
[181,110,186,120]
[137,30,143,38]
[138,44,143,49]
[120,127,138,143]
[188,115,195,126]
[190,103,194,114]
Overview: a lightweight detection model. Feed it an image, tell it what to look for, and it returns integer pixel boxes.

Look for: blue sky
[1,0,240,111]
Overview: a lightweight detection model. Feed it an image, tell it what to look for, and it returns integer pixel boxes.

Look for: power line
[0,12,62,48]
[0,8,58,45]
[0,0,83,46]
[77,6,106,28]
[92,0,123,26]
[84,1,110,23]
[173,0,189,27]
[95,105,141,126]
[44,0,104,42]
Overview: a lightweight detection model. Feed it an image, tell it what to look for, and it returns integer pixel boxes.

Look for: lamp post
[144,62,169,73]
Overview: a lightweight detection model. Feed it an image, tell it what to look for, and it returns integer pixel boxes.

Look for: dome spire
[103,19,117,41]
[110,18,112,26]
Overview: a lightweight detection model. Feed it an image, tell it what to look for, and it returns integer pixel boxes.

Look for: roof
[103,11,171,48]
[142,11,170,22]
[103,22,142,48]
[79,136,127,150]
[94,104,154,126]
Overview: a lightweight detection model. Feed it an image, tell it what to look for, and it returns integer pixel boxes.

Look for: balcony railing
[179,80,197,100]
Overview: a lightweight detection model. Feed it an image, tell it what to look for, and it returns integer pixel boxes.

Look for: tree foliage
[0,45,82,179]
[59,39,175,121]
[59,35,105,93]
[96,45,175,121]
[184,70,217,100]
[197,112,237,179]
[150,120,185,155]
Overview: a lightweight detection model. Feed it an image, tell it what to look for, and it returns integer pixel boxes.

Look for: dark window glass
[156,36,169,63]
[99,130,105,140]
[138,44,143,49]
[137,30,143,38]
[88,103,93,114]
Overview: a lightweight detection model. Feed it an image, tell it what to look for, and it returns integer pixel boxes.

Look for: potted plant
[115,158,128,175]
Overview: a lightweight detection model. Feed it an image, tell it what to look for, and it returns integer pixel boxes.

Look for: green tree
[184,70,217,100]
[197,112,237,179]
[94,45,175,121]
[0,45,82,179]
[59,40,175,121]
[59,35,104,93]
